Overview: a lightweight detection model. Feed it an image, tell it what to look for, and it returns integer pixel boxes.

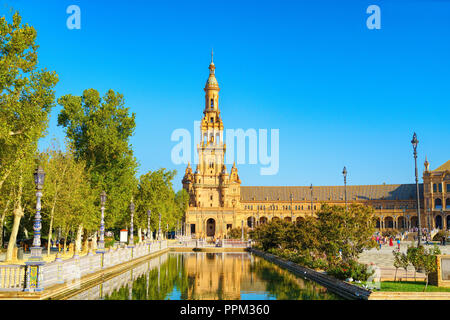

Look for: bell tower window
[210,99,214,109]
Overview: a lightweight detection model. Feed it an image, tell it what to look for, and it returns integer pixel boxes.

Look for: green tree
[392,250,402,282]
[0,12,58,261]
[41,145,97,255]
[316,204,376,264]
[57,89,138,229]
[407,245,425,282]
[134,169,181,239]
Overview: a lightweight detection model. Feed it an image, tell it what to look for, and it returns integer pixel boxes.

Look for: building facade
[182,57,449,238]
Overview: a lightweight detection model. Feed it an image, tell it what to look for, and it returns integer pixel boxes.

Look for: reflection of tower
[184,253,255,299]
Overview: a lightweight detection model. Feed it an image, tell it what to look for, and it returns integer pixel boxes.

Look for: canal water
[68,252,341,300]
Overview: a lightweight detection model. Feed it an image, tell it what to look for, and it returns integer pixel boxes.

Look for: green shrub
[326,260,374,282]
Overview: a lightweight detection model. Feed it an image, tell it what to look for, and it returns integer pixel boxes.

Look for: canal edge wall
[249,248,371,300]
[0,247,171,300]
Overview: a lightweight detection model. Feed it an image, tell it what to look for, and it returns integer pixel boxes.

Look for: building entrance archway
[206,218,216,237]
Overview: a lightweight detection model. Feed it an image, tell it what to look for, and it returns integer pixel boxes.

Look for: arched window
[435,198,443,209]
[446,198,450,209]
[433,184,437,192]
[210,99,214,108]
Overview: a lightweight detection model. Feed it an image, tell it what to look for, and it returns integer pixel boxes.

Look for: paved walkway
[358,241,450,280]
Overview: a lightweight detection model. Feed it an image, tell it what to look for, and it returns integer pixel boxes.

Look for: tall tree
[57,89,138,229]
[41,145,97,255]
[135,169,182,236]
[0,12,58,260]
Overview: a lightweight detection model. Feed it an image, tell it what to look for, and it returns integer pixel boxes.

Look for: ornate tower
[183,52,241,209]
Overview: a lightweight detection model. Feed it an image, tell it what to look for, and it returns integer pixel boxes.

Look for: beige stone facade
[182,57,448,238]
[423,159,450,230]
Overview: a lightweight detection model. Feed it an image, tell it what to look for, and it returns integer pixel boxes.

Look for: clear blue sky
[3,0,450,191]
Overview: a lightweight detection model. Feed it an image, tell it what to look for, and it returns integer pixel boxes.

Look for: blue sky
[3,0,450,190]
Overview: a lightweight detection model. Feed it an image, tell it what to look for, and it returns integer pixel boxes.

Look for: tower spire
[211,48,214,64]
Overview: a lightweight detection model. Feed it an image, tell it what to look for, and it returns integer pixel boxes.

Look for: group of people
[373,234,401,250]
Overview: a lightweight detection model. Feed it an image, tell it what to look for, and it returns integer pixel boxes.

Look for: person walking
[397,238,401,251]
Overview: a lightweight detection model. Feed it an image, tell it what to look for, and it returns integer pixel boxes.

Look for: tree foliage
[57,89,138,228]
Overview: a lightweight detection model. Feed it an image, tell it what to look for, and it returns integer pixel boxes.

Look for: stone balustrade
[0,240,168,293]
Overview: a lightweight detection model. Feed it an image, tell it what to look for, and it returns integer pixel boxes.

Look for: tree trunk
[394,268,397,282]
[63,228,69,254]
[0,197,11,248]
[6,172,24,262]
[47,198,57,256]
[91,231,97,251]
[424,275,429,292]
[6,207,23,261]
[83,231,88,253]
[75,224,83,255]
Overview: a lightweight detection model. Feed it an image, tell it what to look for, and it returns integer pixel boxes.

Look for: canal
[68,252,341,300]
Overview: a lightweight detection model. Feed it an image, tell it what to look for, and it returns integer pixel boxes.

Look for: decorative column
[25,165,46,292]
[97,191,107,254]
[158,212,162,240]
[147,210,152,242]
[343,167,348,212]
[411,132,422,246]
[128,199,135,250]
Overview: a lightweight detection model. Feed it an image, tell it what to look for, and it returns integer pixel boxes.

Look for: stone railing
[0,265,26,291]
[167,239,250,248]
[2,240,168,293]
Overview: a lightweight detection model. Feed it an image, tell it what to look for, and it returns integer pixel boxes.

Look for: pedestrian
[397,238,400,251]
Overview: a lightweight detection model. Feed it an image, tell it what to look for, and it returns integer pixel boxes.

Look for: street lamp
[147,210,152,241]
[25,165,45,292]
[128,199,135,248]
[342,166,348,212]
[97,191,107,253]
[411,132,422,247]
[158,212,162,240]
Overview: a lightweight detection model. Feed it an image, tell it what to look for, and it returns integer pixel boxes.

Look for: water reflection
[69,252,340,300]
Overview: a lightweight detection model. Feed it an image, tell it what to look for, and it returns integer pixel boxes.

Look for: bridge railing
[4,240,168,293]
[0,265,26,291]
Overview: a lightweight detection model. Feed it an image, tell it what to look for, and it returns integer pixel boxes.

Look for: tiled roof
[433,160,450,172]
[240,184,424,202]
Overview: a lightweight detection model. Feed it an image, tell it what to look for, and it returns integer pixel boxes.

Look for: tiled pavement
[358,242,450,280]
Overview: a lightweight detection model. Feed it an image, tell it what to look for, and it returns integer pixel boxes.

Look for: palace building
[182,55,450,238]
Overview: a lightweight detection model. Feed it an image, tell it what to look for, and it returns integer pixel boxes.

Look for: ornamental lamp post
[25,165,46,292]
[128,199,135,248]
[342,166,348,212]
[147,210,152,242]
[158,212,162,240]
[411,132,422,247]
[97,191,107,253]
